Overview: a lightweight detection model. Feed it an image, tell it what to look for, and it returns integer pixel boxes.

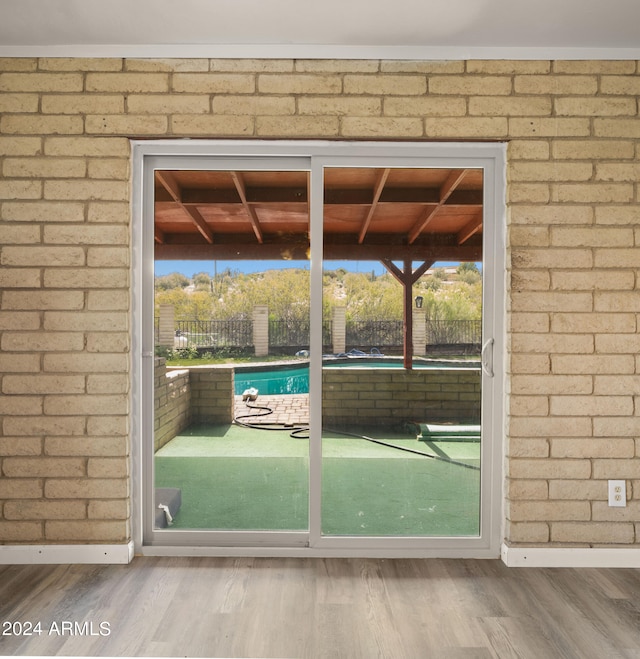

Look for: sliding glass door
[134,141,505,556]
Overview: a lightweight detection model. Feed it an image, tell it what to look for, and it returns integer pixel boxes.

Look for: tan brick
[4,500,86,520]
[552,354,634,375]
[87,247,129,267]
[510,205,593,226]
[0,224,41,243]
[45,435,127,457]
[2,291,84,311]
[0,395,43,416]
[45,520,128,541]
[555,97,636,117]
[88,201,129,224]
[211,59,293,73]
[3,457,85,477]
[596,163,640,182]
[125,58,209,72]
[514,75,597,95]
[1,201,84,223]
[0,93,39,113]
[509,118,590,137]
[510,311,549,332]
[552,139,635,160]
[0,59,37,72]
[2,373,85,394]
[508,140,550,160]
[593,418,640,439]
[86,374,128,395]
[173,73,255,93]
[508,437,549,457]
[469,96,551,116]
[551,312,634,333]
[257,116,339,137]
[43,224,128,245]
[86,114,168,135]
[1,332,83,354]
[126,94,211,114]
[1,115,83,135]
[508,183,550,203]
[508,479,549,500]
[43,394,127,416]
[425,117,507,138]
[511,268,551,290]
[43,352,128,372]
[45,136,130,157]
[44,478,128,499]
[85,72,169,93]
[39,58,123,72]
[512,333,593,355]
[509,226,549,247]
[507,522,550,543]
[298,60,378,73]
[258,73,340,95]
[80,162,124,185]
[600,75,640,95]
[0,521,43,542]
[510,396,549,417]
[171,114,254,136]
[41,94,125,114]
[2,158,87,178]
[87,415,128,436]
[383,95,466,117]
[555,61,634,74]
[551,438,635,459]
[341,117,423,138]
[87,290,129,311]
[1,245,84,266]
[87,457,128,478]
[511,291,592,313]
[0,179,42,199]
[88,499,129,519]
[212,95,295,116]
[0,436,42,456]
[510,416,592,438]
[509,500,590,521]
[551,271,635,292]
[551,522,634,544]
[594,375,640,396]
[551,226,634,248]
[511,162,592,182]
[550,396,632,417]
[0,353,41,372]
[594,291,640,313]
[343,74,426,95]
[594,248,640,268]
[596,334,640,354]
[86,333,129,353]
[549,479,605,499]
[0,136,42,156]
[44,179,128,201]
[594,118,640,139]
[429,75,511,95]
[0,72,83,92]
[592,501,640,522]
[44,268,127,289]
[0,311,41,331]
[0,479,43,499]
[553,183,634,204]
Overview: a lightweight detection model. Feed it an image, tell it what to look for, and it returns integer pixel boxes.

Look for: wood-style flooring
[1,557,639,658]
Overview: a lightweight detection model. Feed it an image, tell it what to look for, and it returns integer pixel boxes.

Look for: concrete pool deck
[234,393,309,426]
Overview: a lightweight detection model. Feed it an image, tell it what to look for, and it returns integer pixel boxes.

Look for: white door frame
[131,139,507,558]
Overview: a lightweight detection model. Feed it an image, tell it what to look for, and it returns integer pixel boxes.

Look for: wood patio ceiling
[154,167,483,263]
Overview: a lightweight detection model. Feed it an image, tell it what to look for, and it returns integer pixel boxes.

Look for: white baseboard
[0,542,135,565]
[501,543,640,568]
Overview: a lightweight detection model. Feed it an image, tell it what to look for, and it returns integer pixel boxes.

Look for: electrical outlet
[608,480,626,507]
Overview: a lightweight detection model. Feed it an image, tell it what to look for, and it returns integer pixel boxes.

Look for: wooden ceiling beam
[230,171,264,244]
[457,212,483,245]
[358,168,390,244]
[155,171,214,244]
[407,169,469,245]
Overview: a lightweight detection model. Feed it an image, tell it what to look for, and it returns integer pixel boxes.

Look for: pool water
[234,358,478,395]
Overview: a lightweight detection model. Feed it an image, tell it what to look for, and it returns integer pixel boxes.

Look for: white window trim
[131,139,507,558]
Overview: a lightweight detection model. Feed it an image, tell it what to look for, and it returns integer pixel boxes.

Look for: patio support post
[253,305,269,357]
[158,304,175,348]
[332,306,346,355]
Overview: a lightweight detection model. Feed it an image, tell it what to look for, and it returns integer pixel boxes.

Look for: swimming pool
[234,358,479,395]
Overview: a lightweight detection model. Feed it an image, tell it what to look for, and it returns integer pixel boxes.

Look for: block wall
[322,367,481,427]
[154,359,190,452]
[187,366,234,425]
[0,57,638,548]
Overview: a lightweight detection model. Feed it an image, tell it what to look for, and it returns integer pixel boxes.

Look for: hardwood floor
[1,557,639,658]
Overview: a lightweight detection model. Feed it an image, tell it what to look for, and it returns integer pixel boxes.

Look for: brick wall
[154,359,190,452]
[0,57,638,548]
[322,367,481,427]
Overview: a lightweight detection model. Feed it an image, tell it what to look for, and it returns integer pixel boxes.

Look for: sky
[154,259,467,277]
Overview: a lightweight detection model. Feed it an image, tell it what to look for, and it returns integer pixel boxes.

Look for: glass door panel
[320,165,483,537]
[152,167,310,534]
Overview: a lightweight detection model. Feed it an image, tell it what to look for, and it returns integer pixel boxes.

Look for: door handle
[481,338,494,378]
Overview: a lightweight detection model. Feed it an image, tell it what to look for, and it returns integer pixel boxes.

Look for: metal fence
[157,318,481,350]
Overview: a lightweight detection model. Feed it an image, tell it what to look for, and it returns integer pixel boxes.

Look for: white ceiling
[0,0,639,59]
